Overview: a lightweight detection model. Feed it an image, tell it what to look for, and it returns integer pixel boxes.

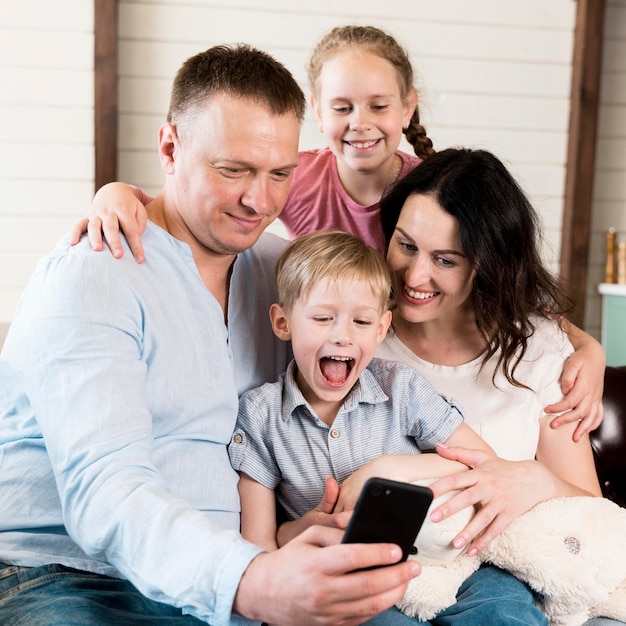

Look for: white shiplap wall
[0,0,587,330]
[0,0,94,324]
[585,0,626,338]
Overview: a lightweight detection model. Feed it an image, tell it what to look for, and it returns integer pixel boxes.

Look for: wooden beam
[560,0,606,326]
[94,0,118,192]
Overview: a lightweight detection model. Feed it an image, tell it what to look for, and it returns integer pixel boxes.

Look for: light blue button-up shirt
[0,224,291,624]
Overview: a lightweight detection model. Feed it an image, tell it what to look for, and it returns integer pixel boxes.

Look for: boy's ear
[269,303,292,341]
[377,309,393,344]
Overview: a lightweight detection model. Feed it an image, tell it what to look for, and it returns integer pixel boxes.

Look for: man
[0,44,419,625]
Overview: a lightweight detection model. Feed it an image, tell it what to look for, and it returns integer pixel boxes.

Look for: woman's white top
[376,315,574,461]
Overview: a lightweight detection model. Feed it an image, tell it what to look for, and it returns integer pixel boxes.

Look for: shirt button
[233,433,243,444]
[330,429,340,439]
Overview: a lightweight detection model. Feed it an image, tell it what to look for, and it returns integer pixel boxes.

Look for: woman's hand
[277,477,351,547]
[427,445,556,556]
[69,182,149,263]
[547,323,606,441]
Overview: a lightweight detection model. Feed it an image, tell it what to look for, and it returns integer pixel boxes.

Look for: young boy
[228,230,493,552]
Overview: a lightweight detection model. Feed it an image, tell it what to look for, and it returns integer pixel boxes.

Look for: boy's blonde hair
[275,230,392,313]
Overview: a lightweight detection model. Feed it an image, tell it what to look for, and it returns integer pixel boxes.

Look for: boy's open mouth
[319,356,354,385]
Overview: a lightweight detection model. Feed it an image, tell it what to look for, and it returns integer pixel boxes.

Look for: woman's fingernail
[431,511,443,522]
[453,537,466,549]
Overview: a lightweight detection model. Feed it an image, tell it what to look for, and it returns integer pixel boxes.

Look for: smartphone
[341,477,433,563]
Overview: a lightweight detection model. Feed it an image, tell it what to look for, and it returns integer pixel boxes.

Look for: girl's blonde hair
[307,25,435,160]
[275,230,392,313]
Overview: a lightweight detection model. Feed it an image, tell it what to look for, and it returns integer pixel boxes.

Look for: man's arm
[8,242,263,624]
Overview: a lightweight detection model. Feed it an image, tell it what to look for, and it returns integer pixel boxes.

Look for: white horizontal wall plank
[0,29,93,70]
[432,128,567,165]
[0,105,93,144]
[0,0,93,30]
[0,144,93,181]
[422,57,571,98]
[0,68,93,107]
[0,181,94,217]
[124,0,575,30]
[424,94,570,132]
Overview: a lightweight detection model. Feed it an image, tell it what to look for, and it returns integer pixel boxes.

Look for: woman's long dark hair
[381,147,573,387]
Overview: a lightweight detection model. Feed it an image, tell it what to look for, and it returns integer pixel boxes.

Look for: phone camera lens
[370,485,383,497]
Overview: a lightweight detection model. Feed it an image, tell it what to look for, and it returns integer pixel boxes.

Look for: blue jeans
[366,565,626,626]
[366,565,548,625]
[0,563,203,625]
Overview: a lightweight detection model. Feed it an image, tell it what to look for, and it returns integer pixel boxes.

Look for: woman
[373,147,620,625]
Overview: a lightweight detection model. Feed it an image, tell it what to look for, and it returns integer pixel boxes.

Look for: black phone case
[341,477,433,562]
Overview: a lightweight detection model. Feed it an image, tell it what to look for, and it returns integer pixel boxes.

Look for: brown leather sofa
[591,365,626,508]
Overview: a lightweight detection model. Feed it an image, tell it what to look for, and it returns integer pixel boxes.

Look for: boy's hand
[277,477,351,546]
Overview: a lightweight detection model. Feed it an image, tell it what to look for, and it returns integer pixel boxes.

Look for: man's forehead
[197,92,299,121]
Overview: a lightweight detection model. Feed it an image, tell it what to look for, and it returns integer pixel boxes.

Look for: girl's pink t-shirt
[280,147,421,254]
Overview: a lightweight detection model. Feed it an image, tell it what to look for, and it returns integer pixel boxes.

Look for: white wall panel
[0,0,94,323]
